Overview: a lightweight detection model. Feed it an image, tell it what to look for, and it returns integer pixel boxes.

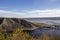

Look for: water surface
[24,18,60,37]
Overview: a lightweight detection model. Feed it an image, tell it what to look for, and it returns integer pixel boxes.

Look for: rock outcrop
[0,18,38,32]
[0,18,54,32]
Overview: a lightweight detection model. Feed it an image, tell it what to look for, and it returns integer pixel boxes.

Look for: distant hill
[0,18,37,32]
[0,18,54,33]
[24,17,60,20]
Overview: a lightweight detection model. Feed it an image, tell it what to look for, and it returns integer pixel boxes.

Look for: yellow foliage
[0,32,5,40]
[0,26,60,40]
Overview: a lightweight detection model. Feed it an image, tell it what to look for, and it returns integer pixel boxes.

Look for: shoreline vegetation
[0,27,60,40]
[0,18,60,40]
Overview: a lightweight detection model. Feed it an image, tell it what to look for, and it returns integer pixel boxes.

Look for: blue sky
[0,0,60,18]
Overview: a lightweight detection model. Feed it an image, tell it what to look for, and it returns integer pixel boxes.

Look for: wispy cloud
[0,9,60,18]
[0,10,25,18]
[25,9,60,18]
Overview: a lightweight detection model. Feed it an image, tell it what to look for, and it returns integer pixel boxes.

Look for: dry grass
[0,26,60,40]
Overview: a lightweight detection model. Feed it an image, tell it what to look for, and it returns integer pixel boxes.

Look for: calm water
[27,28,60,37]
[24,18,60,37]
[24,18,60,25]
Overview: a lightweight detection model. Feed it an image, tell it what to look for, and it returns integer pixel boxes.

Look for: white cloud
[0,10,25,18]
[0,9,60,18]
[25,9,60,18]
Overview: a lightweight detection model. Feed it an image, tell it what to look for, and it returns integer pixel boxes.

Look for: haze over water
[24,18,60,25]
[24,18,60,37]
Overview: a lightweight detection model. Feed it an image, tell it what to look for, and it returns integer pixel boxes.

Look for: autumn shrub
[0,26,60,40]
[11,27,35,40]
[0,32,5,40]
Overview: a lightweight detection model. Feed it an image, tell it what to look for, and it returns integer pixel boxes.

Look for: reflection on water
[28,28,42,37]
[24,18,60,37]
[29,27,60,37]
